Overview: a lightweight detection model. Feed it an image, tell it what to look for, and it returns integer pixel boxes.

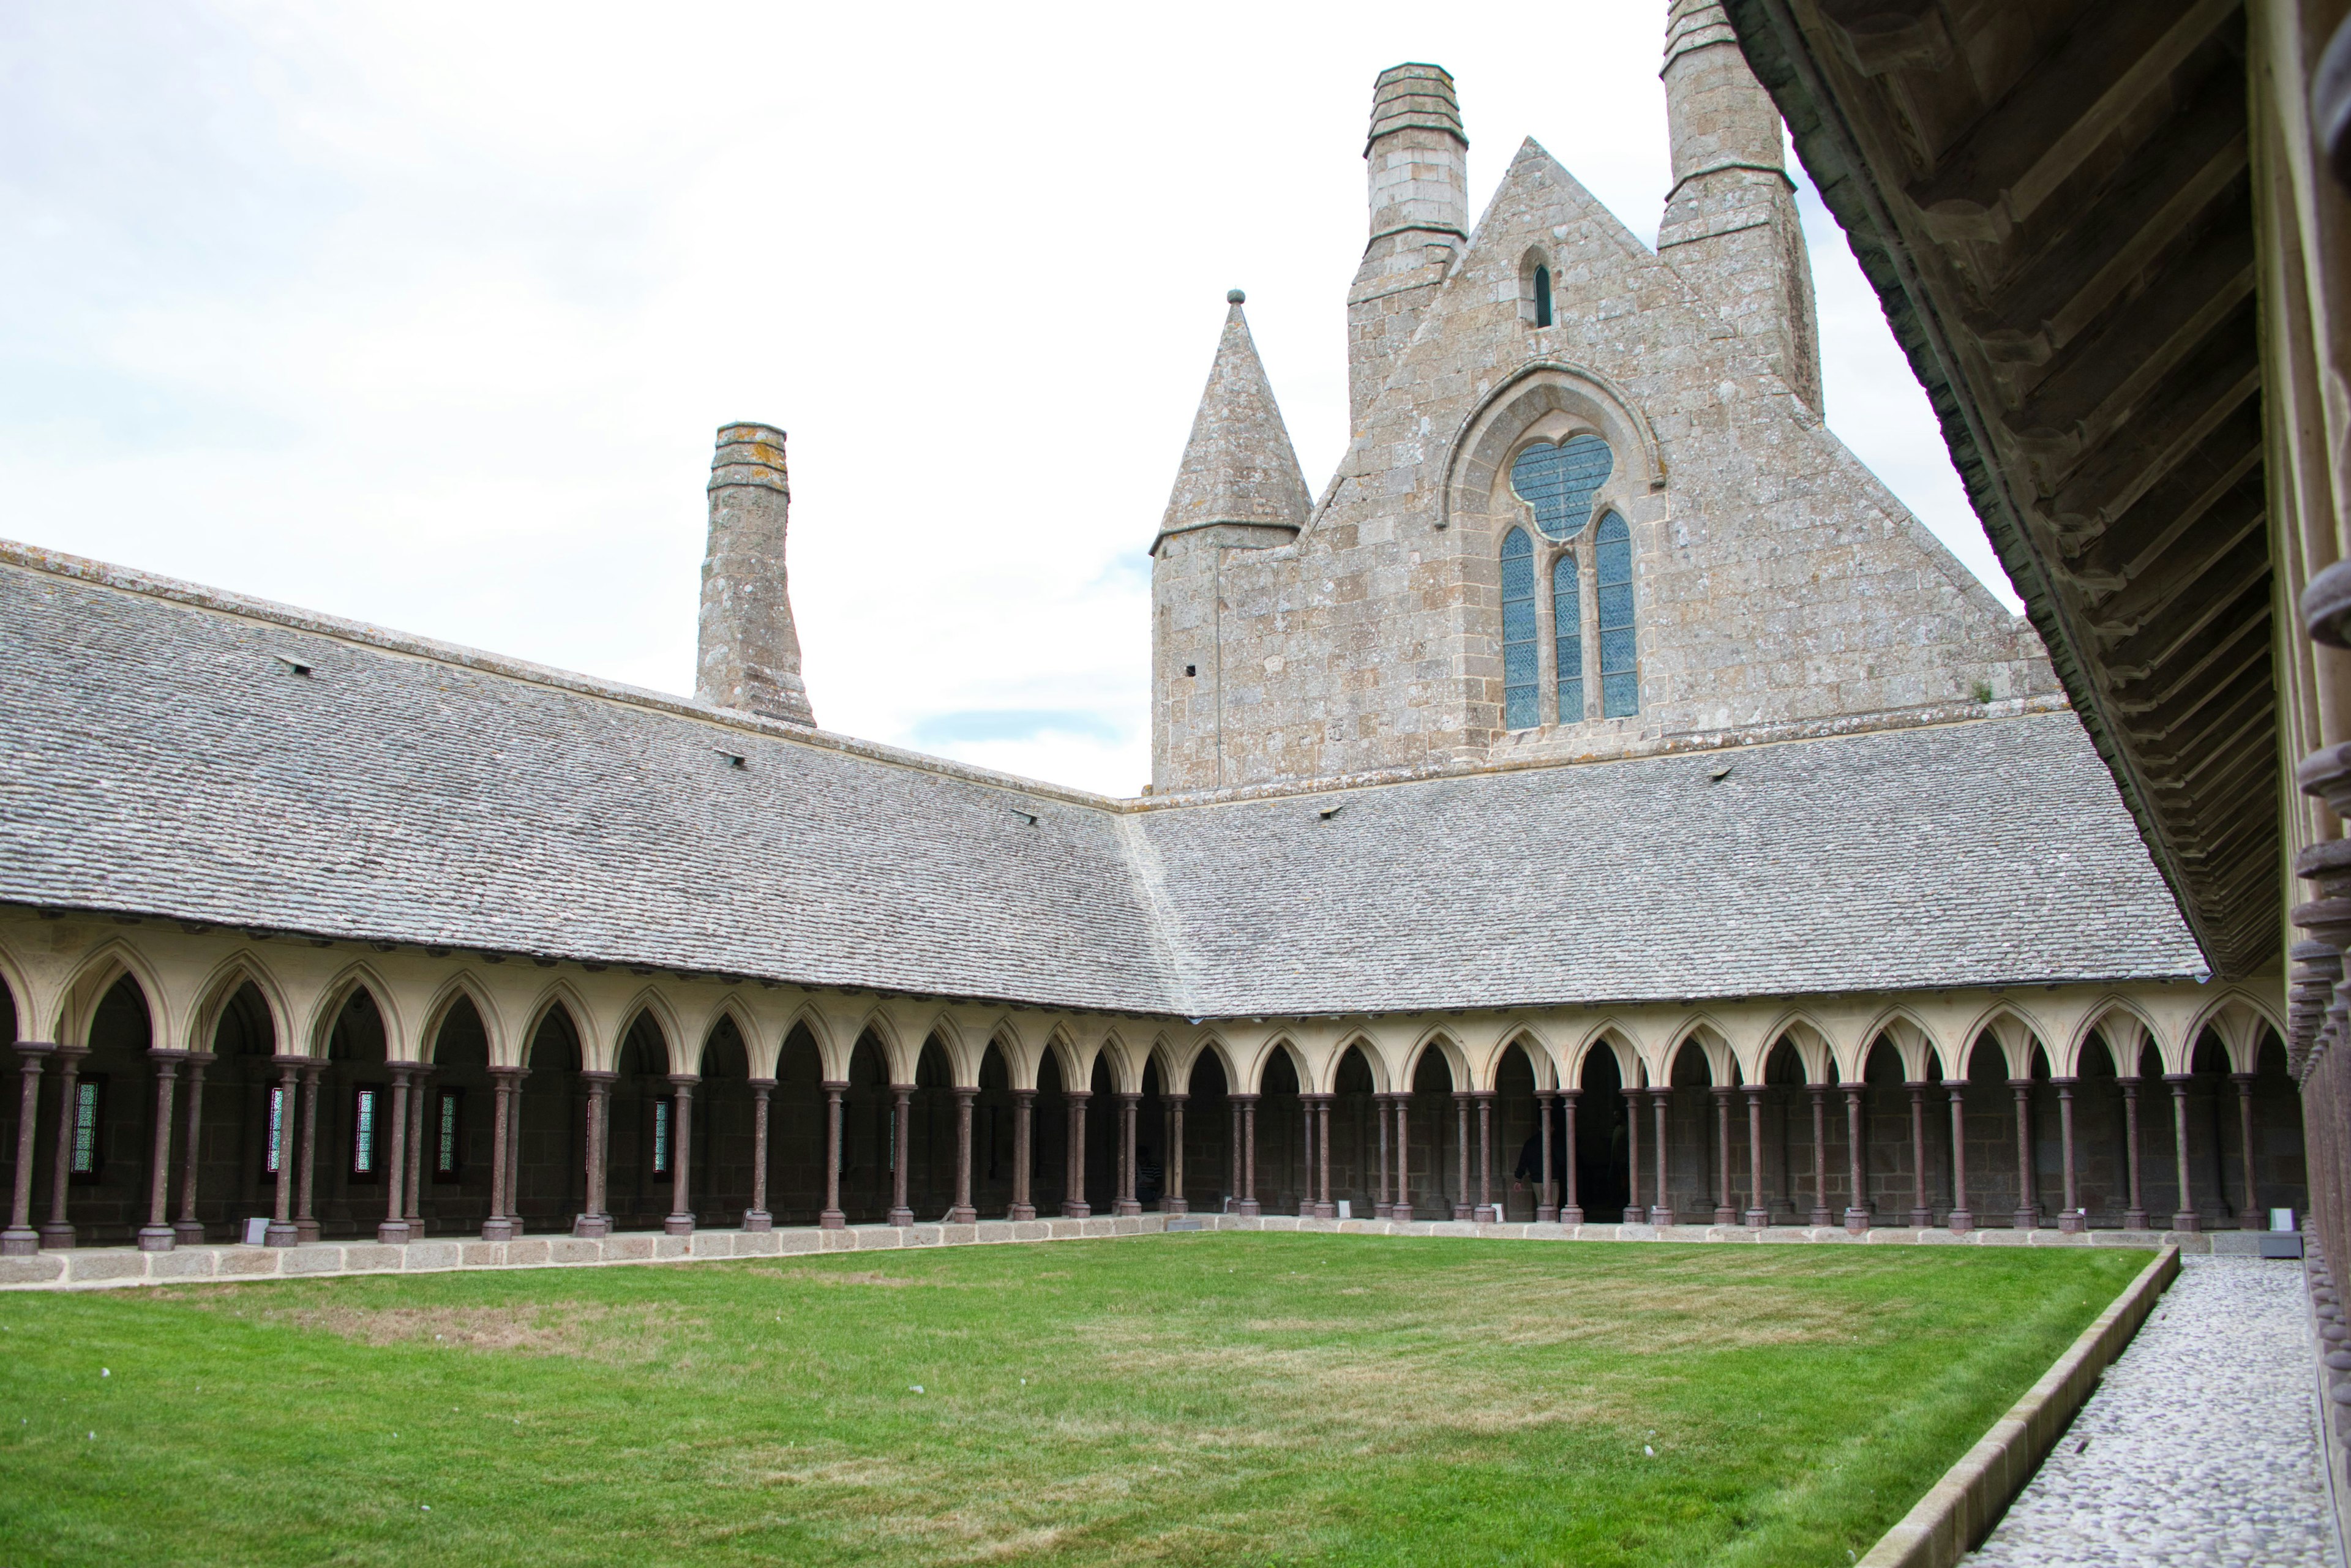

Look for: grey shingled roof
[0,549,2205,1016]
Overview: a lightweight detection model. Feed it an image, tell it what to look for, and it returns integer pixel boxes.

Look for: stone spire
[696,422,816,727]
[1348,63,1469,429]
[1657,0,1823,413]
[1153,291,1312,552]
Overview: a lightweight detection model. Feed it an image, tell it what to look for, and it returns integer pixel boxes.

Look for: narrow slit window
[1532,264,1553,327]
[351,1086,379,1178]
[1501,527,1539,730]
[651,1097,672,1177]
[1596,512,1639,717]
[70,1078,102,1177]
[1553,551,1584,723]
[435,1089,462,1179]
[264,1083,285,1176]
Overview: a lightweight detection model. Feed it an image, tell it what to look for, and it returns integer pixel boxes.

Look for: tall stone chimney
[1657,0,1823,414]
[1347,64,1468,429]
[696,422,816,727]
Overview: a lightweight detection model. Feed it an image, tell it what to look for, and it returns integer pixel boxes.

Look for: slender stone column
[1650,1087,1675,1226]
[2009,1078,2038,1229]
[378,1064,412,1244]
[404,1066,431,1236]
[1842,1082,1869,1232]
[482,1067,520,1242]
[1315,1095,1334,1219]
[947,1087,977,1223]
[137,1051,184,1251]
[261,1054,301,1247]
[1743,1085,1767,1227]
[1472,1090,1494,1221]
[2055,1077,2085,1232]
[1009,1089,1035,1220]
[574,1070,615,1237]
[2,1044,50,1256]
[1807,1083,1831,1227]
[1905,1082,1931,1228]
[888,1084,913,1226]
[1560,1089,1583,1224]
[1391,1095,1411,1222]
[1535,1090,1558,1223]
[1711,1085,1734,1225]
[745,1078,776,1231]
[1227,1098,1241,1208]
[2120,1075,2147,1228]
[1235,1093,1259,1217]
[1946,1082,1973,1232]
[1298,1094,1314,1218]
[1062,1089,1090,1218]
[1450,1092,1474,1221]
[174,1049,213,1246]
[1164,1092,1188,1215]
[295,1060,326,1245]
[1624,1081,1644,1224]
[820,1081,847,1228]
[42,1046,90,1249]
[1116,1092,1142,1217]
[2232,1071,2259,1226]
[662,1075,698,1236]
[2167,1073,2202,1232]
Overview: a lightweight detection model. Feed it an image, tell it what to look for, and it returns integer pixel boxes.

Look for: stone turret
[1151,291,1312,792]
[1347,64,1469,430]
[696,422,816,727]
[1657,0,1823,413]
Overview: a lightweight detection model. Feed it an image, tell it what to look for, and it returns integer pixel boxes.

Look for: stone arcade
[0,5,2303,1278]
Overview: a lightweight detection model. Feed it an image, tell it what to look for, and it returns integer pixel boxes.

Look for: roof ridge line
[0,536,1124,814]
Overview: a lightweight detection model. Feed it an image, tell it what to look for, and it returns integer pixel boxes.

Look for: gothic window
[264,1082,287,1177]
[1533,264,1553,327]
[1509,434,1612,541]
[1501,527,1538,730]
[351,1086,380,1180]
[434,1088,463,1180]
[1553,552,1583,722]
[69,1077,103,1179]
[1596,512,1638,716]
[651,1097,673,1178]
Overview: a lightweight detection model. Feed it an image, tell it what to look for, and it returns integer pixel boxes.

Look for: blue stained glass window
[1509,433,1612,541]
[653,1098,672,1177]
[1553,552,1583,722]
[1501,528,1538,730]
[71,1080,100,1176]
[1596,512,1638,717]
[436,1089,461,1177]
[352,1087,377,1176]
[266,1084,285,1176]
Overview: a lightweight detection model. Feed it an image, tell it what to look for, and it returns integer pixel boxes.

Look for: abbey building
[0,5,2298,1275]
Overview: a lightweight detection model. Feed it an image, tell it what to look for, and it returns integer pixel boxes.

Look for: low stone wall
[1856,1246,2181,1567]
[0,1212,2238,1291]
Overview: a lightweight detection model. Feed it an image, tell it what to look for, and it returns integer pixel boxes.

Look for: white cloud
[0,1,2016,798]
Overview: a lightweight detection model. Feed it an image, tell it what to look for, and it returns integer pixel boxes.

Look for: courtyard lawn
[0,1234,2145,1567]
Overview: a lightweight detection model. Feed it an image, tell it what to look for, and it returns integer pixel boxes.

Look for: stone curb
[0,1212,2210,1292]
[1856,1244,2181,1568]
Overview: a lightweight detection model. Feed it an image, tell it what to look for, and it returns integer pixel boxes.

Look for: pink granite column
[1842,1082,1869,1232]
[1474,1090,1494,1221]
[1560,1088,1583,1225]
[1234,1093,1259,1217]
[1391,1095,1411,1222]
[2167,1073,2202,1232]
[1115,1092,1141,1217]
[2120,1075,2147,1228]
[1535,1090,1557,1223]
[2009,1078,2038,1229]
[1807,1082,1831,1227]
[3,1044,51,1256]
[820,1081,847,1228]
[2232,1071,2259,1225]
[174,1049,213,1247]
[945,1086,977,1223]
[1711,1084,1735,1225]
[574,1070,614,1237]
[1316,1095,1334,1219]
[2056,1077,2085,1232]
[138,1051,184,1251]
[745,1078,775,1231]
[888,1084,913,1226]
[1650,1086,1674,1226]
[1452,1092,1474,1221]
[1624,1079,1643,1225]
[263,1053,299,1248]
[1009,1089,1035,1220]
[664,1074,697,1237]
[378,1064,412,1244]
[1946,1082,1973,1232]
[1907,1081,1931,1228]
[1744,1084,1768,1227]
[1163,1092,1188,1215]
[482,1066,519,1242]
[294,1060,324,1244]
[1061,1089,1090,1218]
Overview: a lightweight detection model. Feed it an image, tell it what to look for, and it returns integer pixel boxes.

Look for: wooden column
[1559,1089,1583,1225]
[174,1049,213,1246]
[1061,1089,1090,1218]
[1841,1082,1868,1232]
[1711,1084,1734,1225]
[263,1053,299,1248]
[1946,1082,1973,1232]
[574,1070,615,1237]
[948,1087,977,1223]
[2167,1073,2202,1231]
[1,1044,49,1256]
[1009,1089,1035,1220]
[1535,1090,1557,1223]
[1743,1084,1767,1228]
[1163,1092,1187,1215]
[1807,1083,1831,1227]
[888,1084,913,1226]
[820,1081,847,1228]
[138,1051,184,1252]
[745,1078,776,1231]
[378,1063,412,1244]
[2120,1075,2147,1228]
[664,1075,697,1236]
[2009,1078,2038,1229]
[1906,1082,1931,1228]
[2056,1077,2085,1232]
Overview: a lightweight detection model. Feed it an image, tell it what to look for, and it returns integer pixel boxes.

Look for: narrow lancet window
[1533,264,1553,327]
[1596,512,1638,716]
[1501,527,1538,730]
[1553,552,1583,722]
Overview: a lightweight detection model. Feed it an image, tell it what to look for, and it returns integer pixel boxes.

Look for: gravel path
[1965,1256,2338,1568]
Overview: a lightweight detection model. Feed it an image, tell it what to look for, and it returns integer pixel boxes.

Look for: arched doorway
[1575,1046,1630,1223]
[514,1007,584,1236]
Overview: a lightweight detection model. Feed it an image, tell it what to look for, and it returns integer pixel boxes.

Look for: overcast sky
[1,2,2015,797]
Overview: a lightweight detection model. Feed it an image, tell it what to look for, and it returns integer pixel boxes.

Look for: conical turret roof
[1154,293,1313,551]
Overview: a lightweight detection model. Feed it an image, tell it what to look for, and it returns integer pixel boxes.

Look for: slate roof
[0,546,2206,1016]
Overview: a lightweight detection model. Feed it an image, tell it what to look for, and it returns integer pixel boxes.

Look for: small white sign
[242,1217,269,1246]
[1336,1200,1352,1220]
[2273,1207,2298,1233]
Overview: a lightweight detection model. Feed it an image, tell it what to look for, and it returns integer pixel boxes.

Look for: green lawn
[0,1234,2146,1566]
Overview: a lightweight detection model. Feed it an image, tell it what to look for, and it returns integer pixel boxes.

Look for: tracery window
[1553,552,1583,722]
[1509,433,1612,541]
[1501,527,1538,730]
[1596,512,1638,716]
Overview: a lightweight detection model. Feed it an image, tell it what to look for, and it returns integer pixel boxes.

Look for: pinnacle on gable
[1153,292,1312,552]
